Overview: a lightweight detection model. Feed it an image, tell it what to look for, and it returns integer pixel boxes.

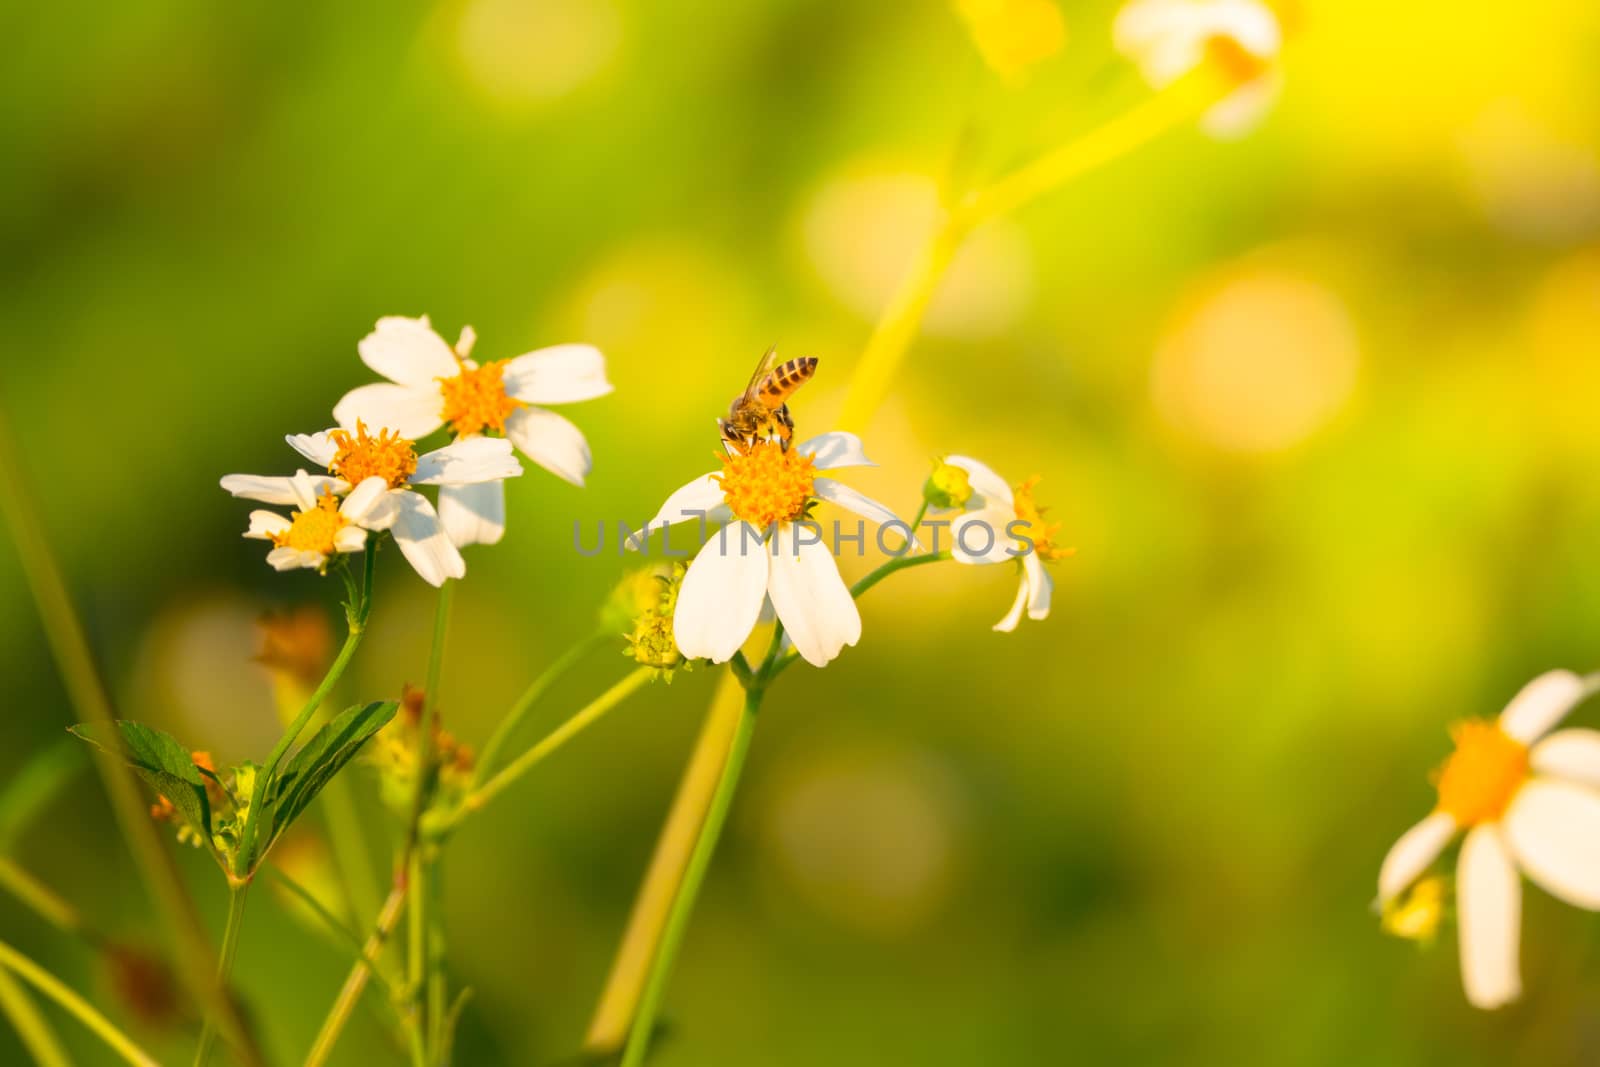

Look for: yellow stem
[0,940,158,1067]
[0,965,71,1067]
[582,669,745,1055]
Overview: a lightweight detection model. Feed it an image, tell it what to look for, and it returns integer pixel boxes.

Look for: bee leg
[774,406,794,450]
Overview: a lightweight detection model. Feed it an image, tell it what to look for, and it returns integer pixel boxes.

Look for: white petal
[333,527,368,553]
[285,431,339,470]
[951,507,1016,565]
[766,524,861,668]
[992,571,1029,633]
[220,473,345,505]
[1498,670,1588,744]
[357,316,459,387]
[1456,825,1521,1010]
[504,406,592,486]
[382,490,465,586]
[1530,729,1600,791]
[333,382,444,439]
[339,477,390,526]
[1377,811,1457,905]
[1023,551,1052,621]
[626,473,725,550]
[245,510,291,540]
[287,470,323,511]
[266,546,322,572]
[1201,72,1279,139]
[412,436,522,487]
[438,481,507,548]
[502,344,613,405]
[673,524,770,663]
[797,432,875,471]
[813,478,914,541]
[945,455,1014,510]
[1503,779,1600,910]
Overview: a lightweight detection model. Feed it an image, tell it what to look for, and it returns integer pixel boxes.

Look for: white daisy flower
[230,469,387,573]
[936,456,1070,633]
[1112,0,1282,138]
[333,315,611,547]
[222,424,521,586]
[1378,670,1600,1010]
[629,433,906,668]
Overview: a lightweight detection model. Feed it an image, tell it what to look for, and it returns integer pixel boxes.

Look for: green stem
[0,402,262,1067]
[424,856,446,1060]
[618,686,763,1067]
[767,552,951,684]
[303,878,409,1067]
[433,668,654,836]
[0,939,159,1067]
[908,499,930,536]
[193,883,250,1067]
[406,581,454,1065]
[0,965,70,1067]
[472,630,607,786]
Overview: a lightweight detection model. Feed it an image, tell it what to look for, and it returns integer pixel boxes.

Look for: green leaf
[67,721,211,840]
[264,701,397,850]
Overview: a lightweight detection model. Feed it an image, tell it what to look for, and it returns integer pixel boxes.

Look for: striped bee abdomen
[758,356,818,407]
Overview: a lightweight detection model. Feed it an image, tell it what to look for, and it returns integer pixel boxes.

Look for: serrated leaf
[264,701,397,850]
[68,721,211,840]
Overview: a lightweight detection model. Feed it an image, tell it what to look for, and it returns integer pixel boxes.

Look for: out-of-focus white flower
[222,424,521,586]
[936,456,1070,632]
[1113,0,1281,138]
[629,433,905,668]
[1378,670,1600,1009]
[334,316,610,547]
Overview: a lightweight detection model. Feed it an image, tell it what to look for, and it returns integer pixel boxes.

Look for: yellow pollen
[329,422,418,489]
[438,359,521,436]
[269,492,349,555]
[715,443,816,528]
[1204,35,1270,88]
[1012,476,1073,561]
[1435,720,1528,826]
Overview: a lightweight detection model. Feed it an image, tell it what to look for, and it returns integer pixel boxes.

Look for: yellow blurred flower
[951,0,1066,83]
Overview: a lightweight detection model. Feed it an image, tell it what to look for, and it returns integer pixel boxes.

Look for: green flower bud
[923,458,973,509]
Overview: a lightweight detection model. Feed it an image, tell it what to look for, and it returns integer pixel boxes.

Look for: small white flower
[630,432,905,668]
[333,315,611,547]
[937,456,1067,633]
[222,424,521,586]
[1112,0,1282,138]
[227,470,385,573]
[1378,670,1600,1010]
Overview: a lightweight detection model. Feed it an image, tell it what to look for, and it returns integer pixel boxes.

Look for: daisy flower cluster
[222,316,610,585]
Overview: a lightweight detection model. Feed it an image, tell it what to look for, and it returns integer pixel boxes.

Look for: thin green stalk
[0,940,158,1067]
[767,551,952,684]
[0,965,70,1067]
[303,878,409,1067]
[0,403,262,1067]
[472,630,608,785]
[406,581,454,1065]
[424,855,445,1059]
[583,671,745,1054]
[0,859,85,941]
[619,686,763,1067]
[908,499,930,536]
[433,668,654,835]
[193,883,250,1067]
[839,70,1221,433]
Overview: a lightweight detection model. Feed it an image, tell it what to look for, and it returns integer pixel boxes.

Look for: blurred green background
[5,0,1600,1063]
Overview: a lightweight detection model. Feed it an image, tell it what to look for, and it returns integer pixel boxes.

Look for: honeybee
[718,347,818,453]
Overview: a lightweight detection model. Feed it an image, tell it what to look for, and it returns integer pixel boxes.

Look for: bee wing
[740,346,780,403]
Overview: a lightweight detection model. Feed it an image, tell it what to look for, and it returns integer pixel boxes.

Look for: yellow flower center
[329,422,417,489]
[715,442,816,528]
[269,492,349,555]
[1012,476,1072,561]
[1435,720,1529,825]
[438,360,522,436]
